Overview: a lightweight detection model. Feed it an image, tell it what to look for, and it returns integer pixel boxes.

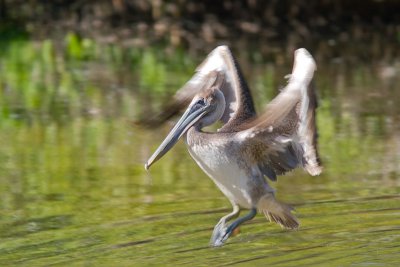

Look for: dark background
[2,0,399,55]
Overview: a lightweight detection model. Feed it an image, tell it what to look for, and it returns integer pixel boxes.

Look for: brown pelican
[144,46,322,246]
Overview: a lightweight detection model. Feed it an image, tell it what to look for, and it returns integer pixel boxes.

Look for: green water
[0,37,399,266]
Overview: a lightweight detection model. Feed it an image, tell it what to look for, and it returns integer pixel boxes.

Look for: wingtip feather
[291,48,316,84]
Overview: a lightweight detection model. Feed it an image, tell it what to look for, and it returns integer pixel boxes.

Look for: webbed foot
[210,221,231,247]
[210,208,257,247]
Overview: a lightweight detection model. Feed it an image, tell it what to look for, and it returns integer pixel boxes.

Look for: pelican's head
[145,86,225,170]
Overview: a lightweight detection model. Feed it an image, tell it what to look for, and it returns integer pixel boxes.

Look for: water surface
[0,39,399,266]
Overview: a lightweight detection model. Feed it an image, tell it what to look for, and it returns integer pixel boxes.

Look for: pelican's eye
[196,99,206,106]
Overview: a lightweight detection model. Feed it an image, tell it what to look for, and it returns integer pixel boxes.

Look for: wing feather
[238,48,322,179]
[137,46,256,128]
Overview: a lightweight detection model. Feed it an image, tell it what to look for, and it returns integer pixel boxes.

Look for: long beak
[144,102,209,170]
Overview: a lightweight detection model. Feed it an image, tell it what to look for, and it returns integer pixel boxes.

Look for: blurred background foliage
[0,0,399,125]
[1,0,399,57]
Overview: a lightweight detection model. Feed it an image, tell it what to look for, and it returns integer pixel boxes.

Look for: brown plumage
[144,46,322,246]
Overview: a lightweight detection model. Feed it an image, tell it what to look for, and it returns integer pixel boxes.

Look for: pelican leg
[211,208,257,247]
[210,204,240,246]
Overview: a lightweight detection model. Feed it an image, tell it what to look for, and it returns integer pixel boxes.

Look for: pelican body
[145,46,322,246]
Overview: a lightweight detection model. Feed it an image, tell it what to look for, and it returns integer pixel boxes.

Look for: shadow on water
[0,35,399,266]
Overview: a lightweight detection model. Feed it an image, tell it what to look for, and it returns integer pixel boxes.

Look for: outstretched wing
[238,48,322,181]
[139,46,256,129]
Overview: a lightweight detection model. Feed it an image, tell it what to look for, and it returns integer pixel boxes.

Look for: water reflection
[0,39,399,265]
